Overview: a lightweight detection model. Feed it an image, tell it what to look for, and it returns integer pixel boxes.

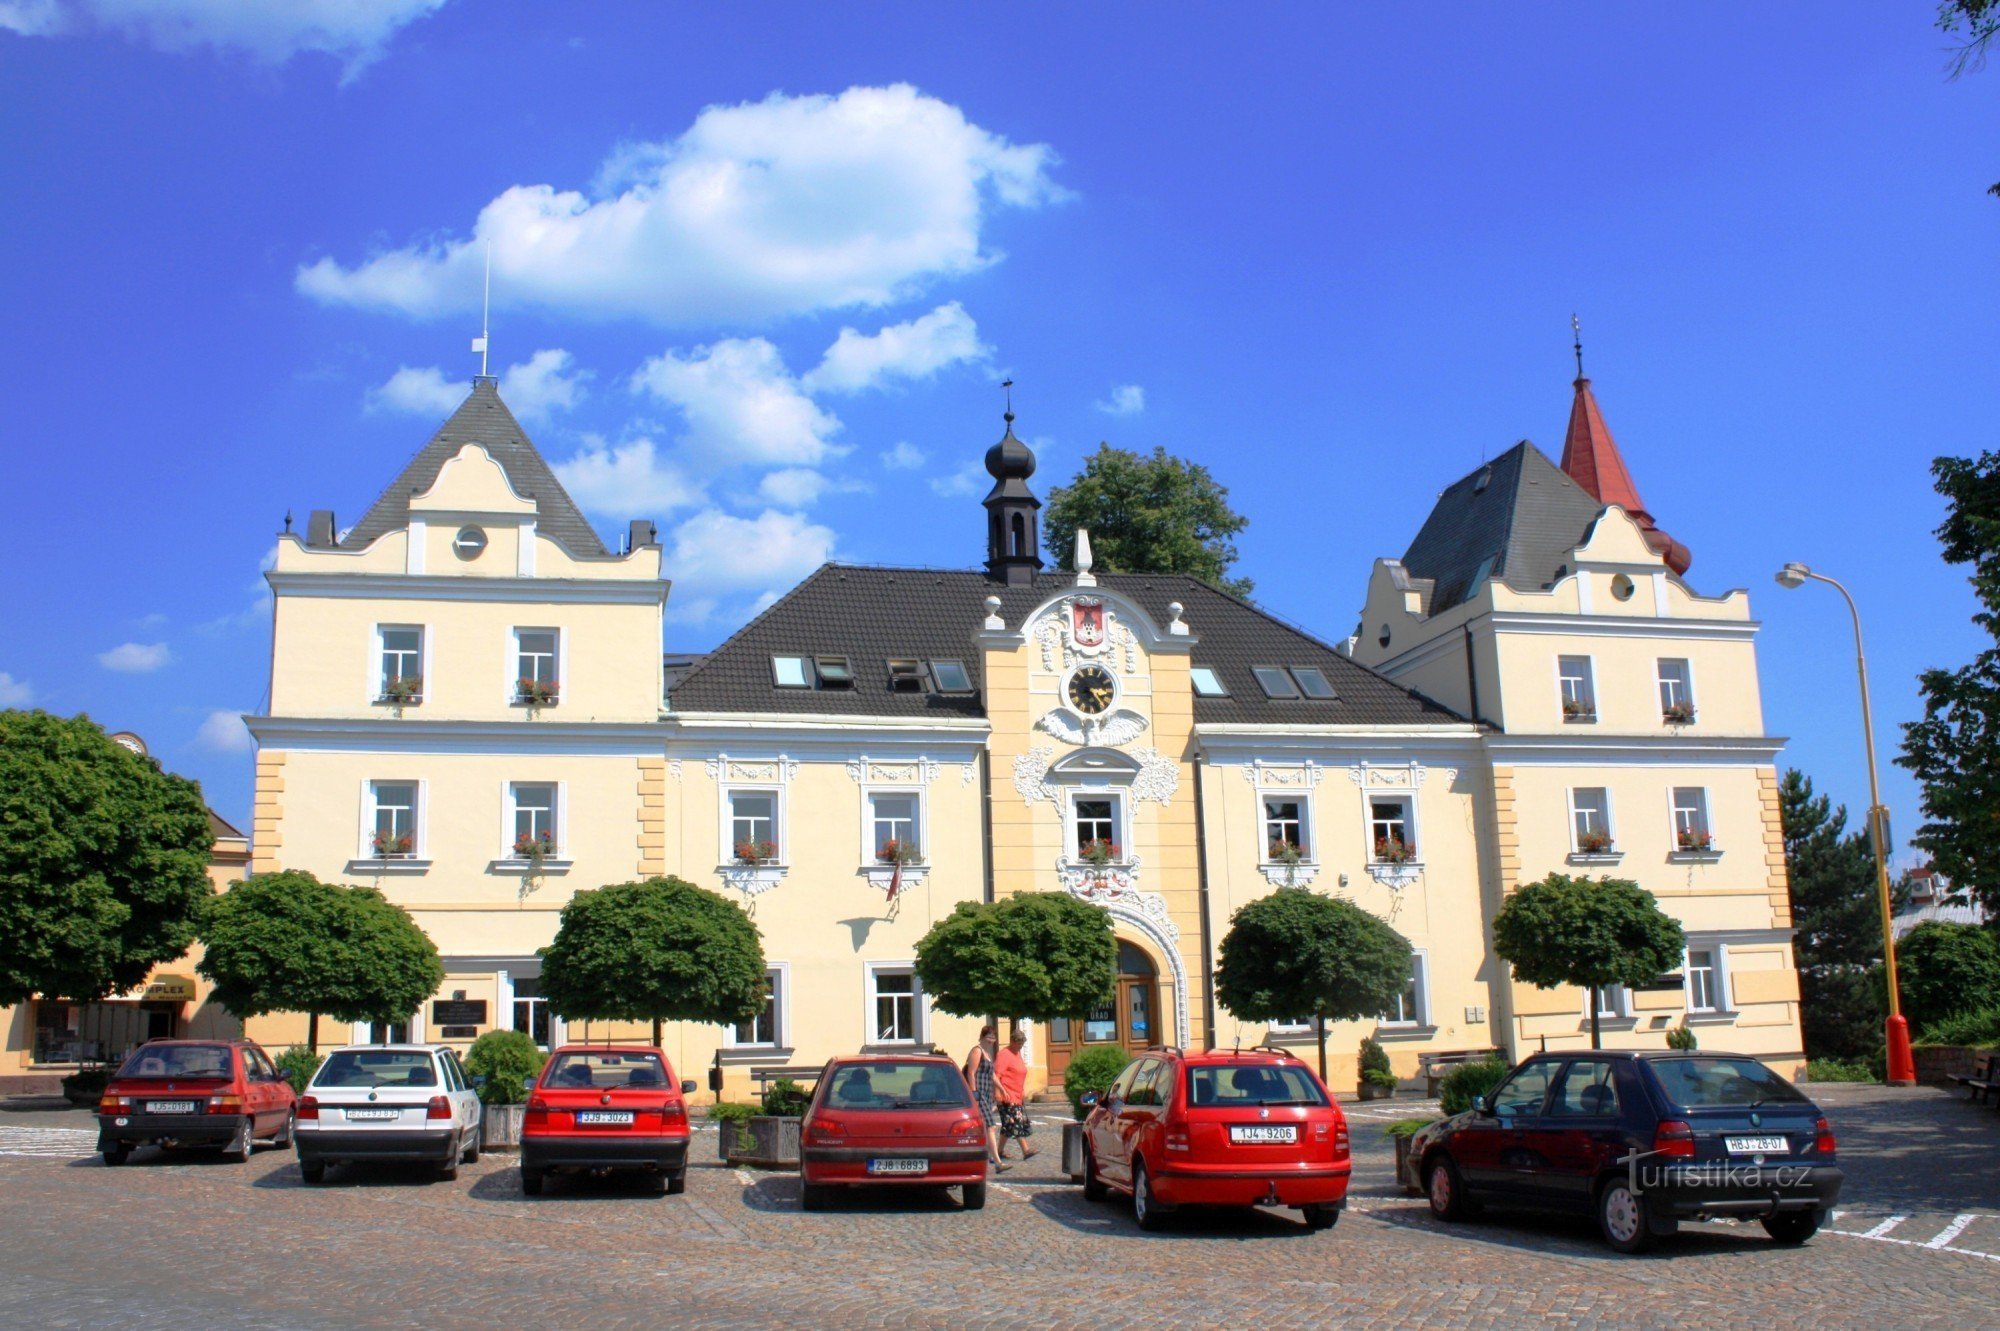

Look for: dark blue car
[1409,1051,1844,1253]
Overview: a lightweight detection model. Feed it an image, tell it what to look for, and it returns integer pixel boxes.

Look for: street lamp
[1774,562,1917,1086]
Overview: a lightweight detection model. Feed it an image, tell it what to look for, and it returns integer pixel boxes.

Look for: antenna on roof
[1571,312,1585,381]
[471,242,492,378]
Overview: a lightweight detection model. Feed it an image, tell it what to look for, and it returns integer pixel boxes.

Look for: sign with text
[430,1000,487,1026]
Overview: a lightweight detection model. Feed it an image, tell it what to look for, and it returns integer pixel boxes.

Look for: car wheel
[801,1183,830,1212]
[1132,1159,1168,1232]
[1762,1208,1823,1245]
[521,1165,545,1196]
[1303,1203,1340,1231]
[1597,1178,1653,1254]
[273,1110,295,1149]
[102,1147,129,1167]
[300,1160,326,1185]
[666,1167,686,1196]
[222,1118,254,1163]
[1082,1144,1109,1201]
[1426,1155,1475,1222]
[962,1181,988,1211]
[462,1123,481,1165]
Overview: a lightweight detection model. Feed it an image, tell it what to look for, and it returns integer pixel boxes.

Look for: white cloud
[366,348,586,422]
[366,365,464,416]
[757,469,830,507]
[632,337,843,468]
[665,508,834,595]
[5,0,448,76]
[98,641,172,672]
[0,672,32,706]
[1096,384,1145,416]
[804,301,989,394]
[296,84,1067,324]
[552,436,704,520]
[930,462,986,498]
[881,441,926,471]
[195,708,253,753]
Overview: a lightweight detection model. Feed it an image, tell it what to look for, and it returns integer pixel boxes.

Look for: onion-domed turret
[982,406,1042,585]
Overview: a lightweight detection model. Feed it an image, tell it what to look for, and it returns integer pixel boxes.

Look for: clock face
[1067,665,1116,716]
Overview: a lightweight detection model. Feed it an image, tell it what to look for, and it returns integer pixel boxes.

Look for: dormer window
[1290,666,1336,699]
[1190,666,1228,697]
[888,659,925,692]
[929,660,973,693]
[1252,667,1299,699]
[815,657,854,689]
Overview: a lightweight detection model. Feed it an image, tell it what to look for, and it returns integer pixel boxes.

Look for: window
[1125,1059,1167,1107]
[772,655,812,688]
[1548,1060,1621,1117]
[1380,952,1429,1027]
[928,660,973,693]
[515,628,559,702]
[511,977,551,1048]
[378,626,423,701]
[814,656,853,689]
[1671,787,1711,851]
[870,792,921,861]
[1685,947,1726,1013]
[1570,787,1613,853]
[1558,655,1596,720]
[1252,666,1300,698]
[731,967,785,1047]
[867,966,923,1044]
[1289,666,1337,699]
[1190,666,1228,697]
[510,782,558,857]
[887,659,924,692]
[1073,793,1123,858]
[1264,797,1309,858]
[729,791,779,861]
[1489,1061,1557,1117]
[1370,796,1415,861]
[368,780,419,857]
[1590,984,1632,1019]
[1658,659,1695,722]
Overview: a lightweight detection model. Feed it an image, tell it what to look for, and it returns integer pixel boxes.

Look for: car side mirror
[1079,1092,1099,1109]
[472,1075,488,1089]
[1473,1095,1492,1115]
[682,1079,697,1096]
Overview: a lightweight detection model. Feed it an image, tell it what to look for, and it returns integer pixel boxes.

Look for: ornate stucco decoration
[1036,707,1147,749]
[843,756,940,787]
[1129,747,1180,806]
[1258,862,1321,890]
[1346,760,1455,790]
[668,759,683,782]
[961,763,977,786]
[1053,854,1190,1046]
[1035,596,1143,674]
[1013,746,1057,805]
[706,754,801,785]
[718,864,786,900]
[1240,759,1323,790]
[1365,860,1423,892]
[861,864,930,895]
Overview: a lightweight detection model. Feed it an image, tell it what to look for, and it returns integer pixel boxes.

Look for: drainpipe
[1191,752,1217,1051]
[1462,622,1483,724]
[978,749,995,905]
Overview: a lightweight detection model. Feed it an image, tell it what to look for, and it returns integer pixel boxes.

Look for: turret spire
[982,380,1042,585]
[1559,354,1691,575]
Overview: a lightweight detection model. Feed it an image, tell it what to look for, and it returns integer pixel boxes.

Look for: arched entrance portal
[1045,941,1158,1084]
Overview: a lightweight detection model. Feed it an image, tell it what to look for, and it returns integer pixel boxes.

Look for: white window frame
[1657,657,1696,718]
[1683,944,1731,1015]
[726,962,790,1050]
[373,623,427,703]
[1266,1014,1316,1036]
[863,788,926,865]
[1067,788,1127,861]
[1557,654,1597,719]
[510,626,564,704]
[503,780,564,859]
[1367,793,1418,862]
[1380,950,1430,1028]
[362,778,424,859]
[1587,983,1633,1019]
[724,787,784,864]
[1669,786,1711,849]
[1569,787,1614,853]
[1190,666,1228,697]
[864,962,926,1047]
[1259,791,1314,863]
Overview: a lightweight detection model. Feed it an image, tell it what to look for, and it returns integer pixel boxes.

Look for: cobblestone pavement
[0,1083,1994,1329]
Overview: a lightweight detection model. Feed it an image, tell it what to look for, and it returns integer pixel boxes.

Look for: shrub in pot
[709,1101,757,1160]
[1383,1117,1438,1193]
[1358,1036,1395,1099]
[466,1029,546,1149]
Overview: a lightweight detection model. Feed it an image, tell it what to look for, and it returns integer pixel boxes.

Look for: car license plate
[1230,1125,1298,1144]
[1726,1136,1789,1154]
[344,1108,399,1121]
[576,1111,633,1126]
[145,1100,196,1115]
[867,1158,929,1175]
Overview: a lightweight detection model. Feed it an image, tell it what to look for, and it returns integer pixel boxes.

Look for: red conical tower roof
[1560,376,1690,575]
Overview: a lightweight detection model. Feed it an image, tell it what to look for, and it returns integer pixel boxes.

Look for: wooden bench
[748,1065,825,1092]
[1950,1052,2000,1105]
[1419,1048,1504,1099]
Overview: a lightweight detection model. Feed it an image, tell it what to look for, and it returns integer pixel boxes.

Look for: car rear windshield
[314,1050,437,1090]
[1186,1063,1327,1107]
[116,1044,234,1079]
[543,1051,670,1090]
[822,1062,970,1110]
[1650,1057,1808,1109]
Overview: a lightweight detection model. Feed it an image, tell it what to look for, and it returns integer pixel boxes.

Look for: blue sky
[1,3,1994,846]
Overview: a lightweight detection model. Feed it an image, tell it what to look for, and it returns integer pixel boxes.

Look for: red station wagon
[799,1054,991,1211]
[1081,1046,1351,1230]
[521,1044,696,1196]
[95,1039,297,1166]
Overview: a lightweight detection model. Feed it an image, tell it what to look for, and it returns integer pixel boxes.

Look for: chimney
[627,519,659,552]
[305,510,338,549]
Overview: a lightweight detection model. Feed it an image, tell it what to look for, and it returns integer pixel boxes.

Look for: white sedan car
[294,1044,484,1184]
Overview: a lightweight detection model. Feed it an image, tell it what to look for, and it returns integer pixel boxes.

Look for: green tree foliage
[464,1029,546,1105]
[1780,768,1894,1061]
[1043,444,1253,598]
[1492,873,1686,1049]
[914,892,1117,1023]
[1900,452,2000,919]
[1215,891,1412,1079]
[539,877,765,1045]
[1062,1045,1132,1122]
[198,870,444,1051]
[0,710,215,1006]
[1895,921,2000,1033]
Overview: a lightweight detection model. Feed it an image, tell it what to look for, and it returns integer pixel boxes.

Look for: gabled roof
[342,378,609,558]
[666,564,1466,727]
[1399,441,1605,616]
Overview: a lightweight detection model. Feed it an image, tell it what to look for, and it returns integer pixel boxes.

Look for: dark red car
[799,1054,991,1211]
[95,1039,297,1165]
[1080,1046,1350,1230]
[521,1045,695,1196]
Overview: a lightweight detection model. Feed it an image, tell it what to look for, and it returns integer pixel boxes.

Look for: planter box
[1357,1083,1392,1101]
[1913,1044,2000,1087]
[727,1115,801,1168]
[1062,1121,1088,1180]
[482,1103,526,1150]
[1393,1135,1421,1194]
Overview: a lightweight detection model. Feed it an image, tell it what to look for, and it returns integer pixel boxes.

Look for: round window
[1611,573,1635,602]
[453,526,488,560]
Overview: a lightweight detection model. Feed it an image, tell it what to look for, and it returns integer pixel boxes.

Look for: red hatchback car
[799,1054,991,1211]
[521,1045,696,1196]
[95,1039,297,1166]
[1081,1046,1350,1230]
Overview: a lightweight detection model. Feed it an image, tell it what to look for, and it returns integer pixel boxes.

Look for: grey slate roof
[1399,441,1604,615]
[342,378,609,558]
[667,565,1466,727]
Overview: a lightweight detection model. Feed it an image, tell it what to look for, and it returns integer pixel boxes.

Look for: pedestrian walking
[963,1024,1004,1169]
[994,1026,1038,1160]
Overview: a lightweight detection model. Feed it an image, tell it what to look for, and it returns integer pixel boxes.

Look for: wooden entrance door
[1045,942,1160,1083]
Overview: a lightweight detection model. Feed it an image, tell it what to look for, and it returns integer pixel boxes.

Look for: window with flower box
[376,625,424,704]
[513,628,560,705]
[1658,658,1696,724]
[869,791,922,865]
[1370,797,1417,863]
[1671,787,1713,853]
[1263,797,1309,861]
[730,790,780,864]
[367,780,420,858]
[1071,792,1124,863]
[1558,655,1596,722]
[508,782,559,860]
[1570,788,1615,856]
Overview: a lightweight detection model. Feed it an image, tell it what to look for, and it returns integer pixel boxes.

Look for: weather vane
[471,241,492,377]
[1002,377,1015,424]
[1571,313,1584,379]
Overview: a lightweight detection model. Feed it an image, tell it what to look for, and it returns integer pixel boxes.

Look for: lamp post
[1774,562,1917,1086]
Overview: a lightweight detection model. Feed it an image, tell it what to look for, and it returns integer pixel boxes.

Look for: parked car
[799,1054,990,1211]
[95,1039,297,1166]
[293,1044,484,1184]
[1410,1050,1844,1253]
[521,1044,695,1196]
[1079,1045,1351,1231]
